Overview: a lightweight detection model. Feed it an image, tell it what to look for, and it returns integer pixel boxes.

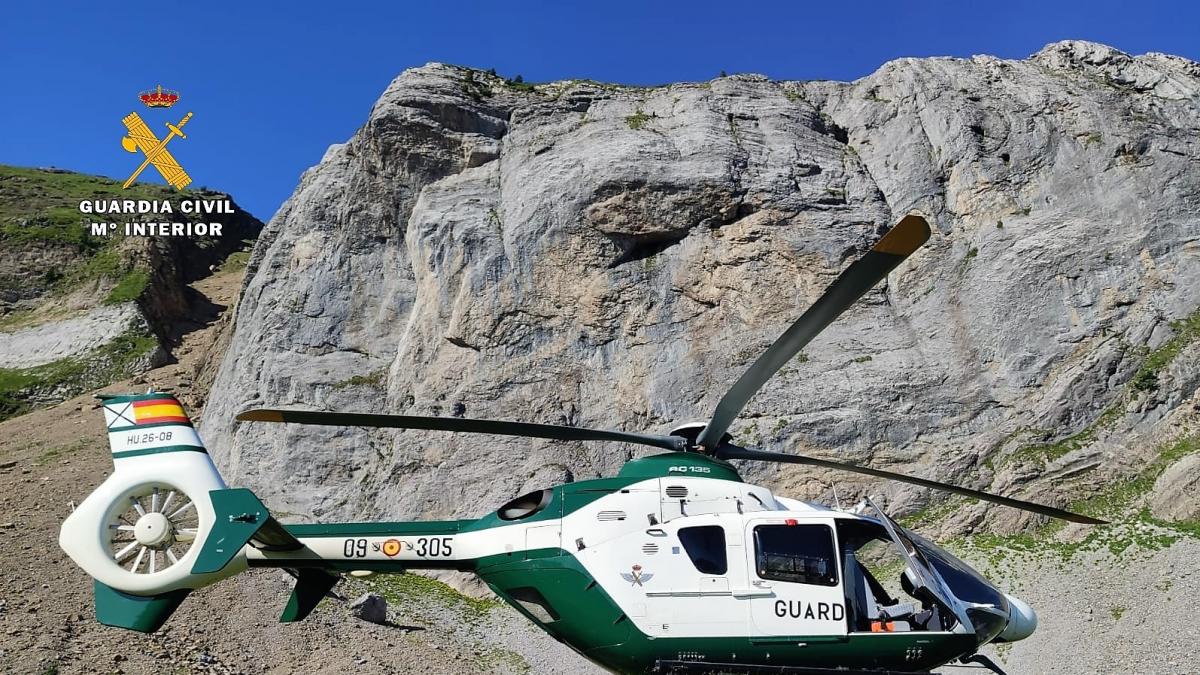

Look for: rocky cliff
[204,40,1199,551]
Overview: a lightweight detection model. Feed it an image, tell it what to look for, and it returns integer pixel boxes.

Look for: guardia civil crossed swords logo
[120,85,193,190]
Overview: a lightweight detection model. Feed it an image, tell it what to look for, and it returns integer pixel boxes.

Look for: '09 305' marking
[342,537,454,558]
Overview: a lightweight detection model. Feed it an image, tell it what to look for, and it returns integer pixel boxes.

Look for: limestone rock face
[202,42,1200,535]
[1151,453,1200,522]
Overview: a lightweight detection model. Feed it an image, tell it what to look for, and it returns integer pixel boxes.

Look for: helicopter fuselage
[242,452,1018,674]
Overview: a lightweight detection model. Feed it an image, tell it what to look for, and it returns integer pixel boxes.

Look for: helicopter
[59,213,1104,674]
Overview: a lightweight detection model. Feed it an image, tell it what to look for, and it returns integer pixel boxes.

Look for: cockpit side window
[678,525,728,575]
[753,524,838,586]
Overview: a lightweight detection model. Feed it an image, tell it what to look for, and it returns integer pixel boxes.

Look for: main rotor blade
[717,445,1106,525]
[236,409,687,452]
[696,214,931,451]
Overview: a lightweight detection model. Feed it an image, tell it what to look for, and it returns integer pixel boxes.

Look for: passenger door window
[754,524,838,586]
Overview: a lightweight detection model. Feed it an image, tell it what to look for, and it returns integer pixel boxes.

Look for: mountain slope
[0,165,263,419]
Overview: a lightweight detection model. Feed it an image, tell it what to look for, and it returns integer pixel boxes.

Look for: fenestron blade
[236,409,687,452]
[717,445,1106,525]
[696,214,931,451]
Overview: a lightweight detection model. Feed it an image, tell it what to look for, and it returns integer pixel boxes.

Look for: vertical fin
[99,392,208,463]
[93,581,190,633]
[280,569,341,623]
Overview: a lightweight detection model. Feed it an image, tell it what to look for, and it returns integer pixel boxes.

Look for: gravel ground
[970,536,1200,675]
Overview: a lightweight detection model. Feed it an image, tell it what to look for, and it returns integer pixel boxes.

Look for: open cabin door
[743,516,849,638]
[866,499,974,634]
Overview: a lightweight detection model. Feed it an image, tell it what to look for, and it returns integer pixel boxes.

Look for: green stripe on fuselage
[111,444,206,459]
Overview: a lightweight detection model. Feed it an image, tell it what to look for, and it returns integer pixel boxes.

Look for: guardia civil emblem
[120,85,193,190]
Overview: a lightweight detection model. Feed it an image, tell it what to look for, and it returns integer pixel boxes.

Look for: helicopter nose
[996,594,1038,642]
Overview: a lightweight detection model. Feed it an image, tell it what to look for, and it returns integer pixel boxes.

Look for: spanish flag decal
[132,398,190,425]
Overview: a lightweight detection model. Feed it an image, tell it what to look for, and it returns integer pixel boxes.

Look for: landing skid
[960,654,1008,675]
[655,661,936,674]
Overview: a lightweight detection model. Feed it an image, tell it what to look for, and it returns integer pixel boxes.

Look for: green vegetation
[899,498,963,529]
[218,249,252,273]
[332,369,386,390]
[504,74,538,93]
[104,269,150,305]
[0,164,194,306]
[1067,434,1198,523]
[37,438,92,464]
[625,109,654,130]
[1110,606,1126,620]
[1010,306,1200,465]
[368,571,501,622]
[864,88,890,103]
[946,434,1199,570]
[1010,402,1123,465]
[477,648,531,674]
[1131,310,1200,391]
[459,70,494,101]
[0,331,158,422]
[0,164,187,248]
[1084,132,1103,146]
[966,247,979,259]
[853,355,873,363]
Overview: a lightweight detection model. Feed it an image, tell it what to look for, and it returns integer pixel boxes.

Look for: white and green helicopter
[60,215,1103,674]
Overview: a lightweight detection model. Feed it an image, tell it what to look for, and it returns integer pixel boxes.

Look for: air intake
[665,486,688,498]
[597,510,627,521]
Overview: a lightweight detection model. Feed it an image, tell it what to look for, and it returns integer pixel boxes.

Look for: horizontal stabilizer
[280,568,341,623]
[94,581,190,633]
[192,488,304,575]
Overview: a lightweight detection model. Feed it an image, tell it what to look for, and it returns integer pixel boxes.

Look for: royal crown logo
[138,84,180,109]
[120,85,194,190]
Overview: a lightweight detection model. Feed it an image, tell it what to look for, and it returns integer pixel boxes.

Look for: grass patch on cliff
[217,249,251,273]
[0,331,158,422]
[0,165,181,248]
[503,75,537,93]
[625,109,654,130]
[332,369,386,390]
[946,434,1200,570]
[1066,434,1199,523]
[0,165,194,305]
[103,269,150,305]
[1130,310,1200,391]
[1008,306,1200,466]
[36,438,92,465]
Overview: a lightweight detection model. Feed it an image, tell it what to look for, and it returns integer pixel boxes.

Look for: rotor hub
[134,512,173,548]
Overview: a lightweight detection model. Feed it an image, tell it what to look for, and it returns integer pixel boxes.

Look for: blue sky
[2,1,1196,223]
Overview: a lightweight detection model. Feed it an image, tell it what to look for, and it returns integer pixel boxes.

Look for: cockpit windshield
[908,530,1007,612]
[839,500,1012,645]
